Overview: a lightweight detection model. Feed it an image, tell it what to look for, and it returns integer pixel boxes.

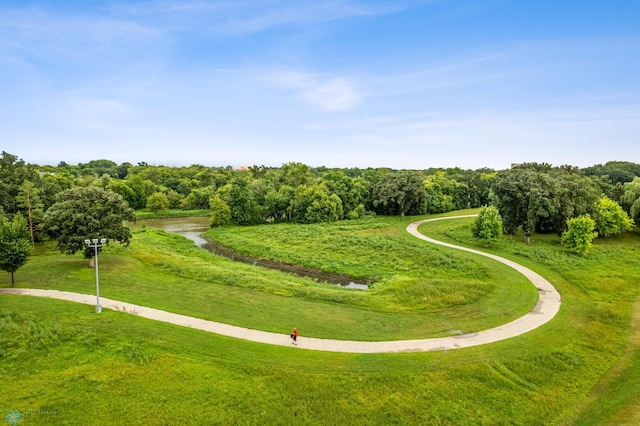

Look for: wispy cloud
[107,0,420,35]
[0,7,158,48]
[271,70,364,111]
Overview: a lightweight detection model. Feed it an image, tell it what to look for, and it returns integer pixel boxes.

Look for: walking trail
[0,215,561,353]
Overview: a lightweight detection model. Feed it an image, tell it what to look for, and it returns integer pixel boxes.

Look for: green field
[2,212,639,424]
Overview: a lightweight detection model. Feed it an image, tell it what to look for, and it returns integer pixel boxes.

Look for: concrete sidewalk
[0,215,561,353]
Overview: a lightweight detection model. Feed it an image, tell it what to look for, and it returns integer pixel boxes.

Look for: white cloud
[300,78,363,111]
[116,0,409,35]
[270,70,363,111]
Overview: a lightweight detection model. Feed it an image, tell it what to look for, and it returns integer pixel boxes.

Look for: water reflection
[141,217,369,290]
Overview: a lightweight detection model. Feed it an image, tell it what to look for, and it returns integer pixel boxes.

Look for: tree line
[0,152,500,230]
[1,151,640,282]
[2,151,640,232]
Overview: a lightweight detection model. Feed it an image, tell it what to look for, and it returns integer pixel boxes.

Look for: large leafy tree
[538,171,600,235]
[227,176,260,224]
[0,151,40,215]
[492,167,542,240]
[124,175,149,209]
[209,194,231,227]
[42,187,136,258]
[583,161,640,185]
[39,171,75,210]
[278,162,315,188]
[289,183,343,223]
[493,164,601,242]
[449,169,495,209]
[0,213,33,285]
[372,172,426,217]
[146,192,169,212]
[322,170,368,216]
[621,177,640,224]
[263,185,295,222]
[594,197,634,237]
[423,171,467,214]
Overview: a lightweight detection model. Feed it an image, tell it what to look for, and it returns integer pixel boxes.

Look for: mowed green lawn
[1,212,639,424]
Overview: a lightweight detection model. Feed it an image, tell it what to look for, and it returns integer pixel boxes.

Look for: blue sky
[1,0,639,170]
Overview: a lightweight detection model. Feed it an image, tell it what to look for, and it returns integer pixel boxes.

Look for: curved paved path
[0,215,561,353]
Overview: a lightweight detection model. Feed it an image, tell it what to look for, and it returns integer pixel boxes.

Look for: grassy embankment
[135,208,212,220]
[1,211,639,424]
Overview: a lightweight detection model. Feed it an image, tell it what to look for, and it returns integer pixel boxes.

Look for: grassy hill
[1,212,639,424]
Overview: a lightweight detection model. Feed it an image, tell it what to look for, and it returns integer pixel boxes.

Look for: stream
[141,217,369,290]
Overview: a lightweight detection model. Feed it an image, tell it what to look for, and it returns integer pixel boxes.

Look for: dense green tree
[191,187,214,210]
[593,197,634,237]
[106,180,138,210]
[583,161,640,184]
[39,171,75,210]
[42,187,136,259]
[227,176,260,224]
[493,165,601,242]
[0,151,39,215]
[471,206,503,243]
[372,172,426,217]
[83,159,118,177]
[116,162,133,179]
[0,213,33,285]
[492,168,534,239]
[124,175,148,209]
[165,189,183,209]
[279,162,315,189]
[620,177,640,224]
[588,175,615,199]
[322,171,370,217]
[147,192,169,212]
[16,180,44,243]
[99,173,113,189]
[195,168,218,188]
[562,215,597,255]
[209,194,231,227]
[538,172,600,235]
[175,179,193,196]
[450,169,495,209]
[180,193,199,210]
[423,171,467,213]
[289,184,343,223]
[263,185,295,222]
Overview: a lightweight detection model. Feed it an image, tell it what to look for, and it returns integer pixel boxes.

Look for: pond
[141,217,369,290]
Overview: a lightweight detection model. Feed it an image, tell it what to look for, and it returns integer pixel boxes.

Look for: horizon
[2,1,639,169]
[18,153,636,172]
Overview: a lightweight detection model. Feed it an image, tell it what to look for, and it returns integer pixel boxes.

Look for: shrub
[146,192,169,212]
[594,197,634,237]
[471,206,503,243]
[209,194,231,227]
[562,215,597,255]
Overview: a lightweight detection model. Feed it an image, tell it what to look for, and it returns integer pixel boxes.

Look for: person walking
[291,327,298,345]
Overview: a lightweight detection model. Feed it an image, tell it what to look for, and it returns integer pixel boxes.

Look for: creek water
[141,217,369,290]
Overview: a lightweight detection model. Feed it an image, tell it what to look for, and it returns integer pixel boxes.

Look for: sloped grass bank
[1,217,536,340]
[0,294,629,425]
[418,215,640,424]
[2,213,638,423]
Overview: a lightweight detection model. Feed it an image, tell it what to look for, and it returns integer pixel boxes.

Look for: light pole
[84,238,107,313]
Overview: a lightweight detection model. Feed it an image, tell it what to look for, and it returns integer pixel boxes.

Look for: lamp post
[84,238,107,313]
